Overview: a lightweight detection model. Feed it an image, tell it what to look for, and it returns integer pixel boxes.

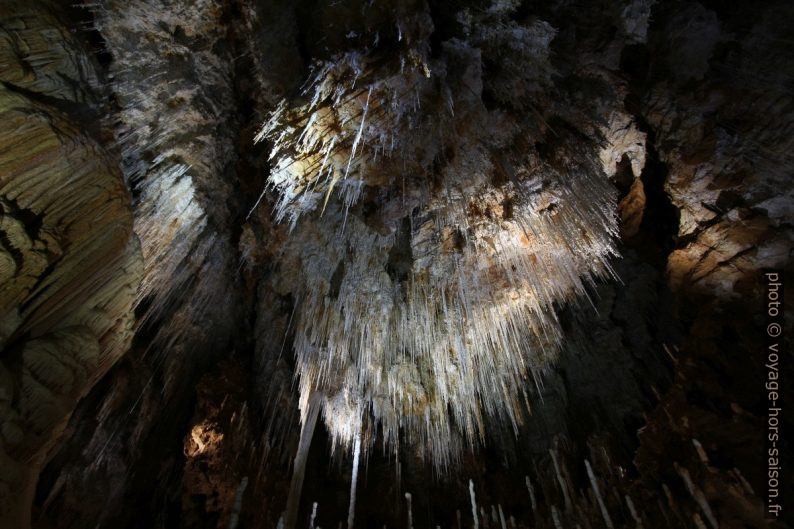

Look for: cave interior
[0,0,792,528]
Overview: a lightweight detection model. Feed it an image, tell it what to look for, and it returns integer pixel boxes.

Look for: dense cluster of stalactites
[257,2,620,470]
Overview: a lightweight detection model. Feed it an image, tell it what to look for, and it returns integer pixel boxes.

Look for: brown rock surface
[0,3,142,526]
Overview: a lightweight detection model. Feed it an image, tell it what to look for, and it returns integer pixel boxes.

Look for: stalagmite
[228,476,249,529]
[656,502,671,528]
[405,492,414,529]
[550,506,563,529]
[662,483,677,512]
[525,475,537,513]
[550,449,572,511]
[732,468,755,495]
[497,504,507,529]
[469,480,479,529]
[310,502,318,529]
[625,494,643,528]
[347,435,362,529]
[692,439,709,464]
[675,463,718,529]
[662,343,677,364]
[585,459,614,529]
[284,392,322,529]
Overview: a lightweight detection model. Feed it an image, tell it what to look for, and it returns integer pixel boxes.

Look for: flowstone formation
[256,0,623,474]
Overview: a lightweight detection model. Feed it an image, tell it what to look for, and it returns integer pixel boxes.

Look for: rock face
[0,1,791,528]
[27,2,248,527]
[0,2,142,526]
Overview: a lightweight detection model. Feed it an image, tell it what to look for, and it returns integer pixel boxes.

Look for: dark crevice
[622,109,681,264]
[386,216,414,286]
[328,260,345,300]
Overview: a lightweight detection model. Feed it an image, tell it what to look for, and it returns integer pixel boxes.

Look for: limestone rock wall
[0,2,142,526]
[31,2,253,527]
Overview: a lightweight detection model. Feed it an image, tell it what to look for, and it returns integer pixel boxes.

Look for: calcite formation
[255,1,625,467]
